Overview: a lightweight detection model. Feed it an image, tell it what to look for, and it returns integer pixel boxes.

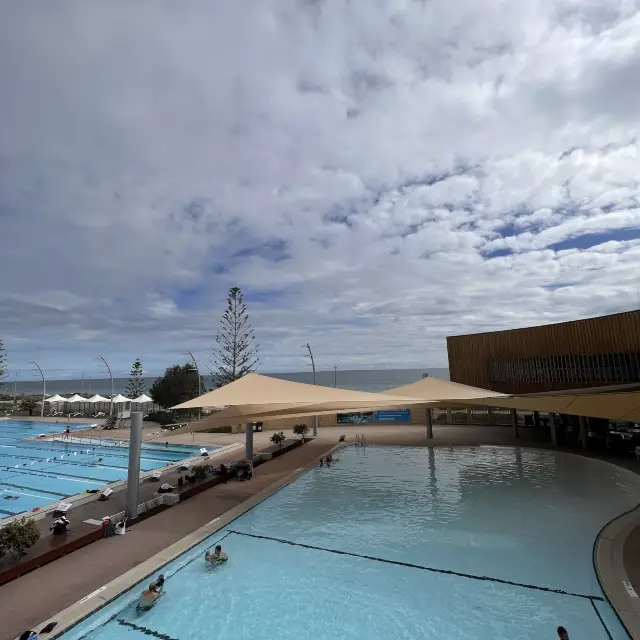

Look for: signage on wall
[337,409,411,424]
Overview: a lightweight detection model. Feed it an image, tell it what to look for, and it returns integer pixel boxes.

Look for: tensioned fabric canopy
[87,394,109,403]
[111,394,131,403]
[172,373,425,410]
[45,394,67,403]
[66,394,86,403]
[132,394,153,403]
[199,376,507,425]
[384,376,507,402]
[168,373,429,433]
[475,390,640,423]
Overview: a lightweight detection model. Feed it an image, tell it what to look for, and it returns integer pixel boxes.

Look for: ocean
[4,368,449,396]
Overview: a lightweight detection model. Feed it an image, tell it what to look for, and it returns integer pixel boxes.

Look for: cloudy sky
[1,0,639,380]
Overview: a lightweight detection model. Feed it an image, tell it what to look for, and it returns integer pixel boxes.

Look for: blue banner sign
[337,409,411,424]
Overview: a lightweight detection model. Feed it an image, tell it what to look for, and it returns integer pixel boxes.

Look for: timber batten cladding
[447,310,640,394]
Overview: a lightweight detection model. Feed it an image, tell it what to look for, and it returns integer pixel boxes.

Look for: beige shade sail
[166,400,425,436]
[475,391,640,422]
[171,373,424,410]
[384,376,506,402]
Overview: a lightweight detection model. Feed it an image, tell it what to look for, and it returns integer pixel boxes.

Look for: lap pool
[0,420,203,519]
[61,445,639,639]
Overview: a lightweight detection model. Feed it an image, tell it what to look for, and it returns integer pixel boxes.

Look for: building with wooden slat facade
[447,310,640,394]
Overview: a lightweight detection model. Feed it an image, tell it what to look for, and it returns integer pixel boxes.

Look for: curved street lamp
[186,351,202,421]
[302,343,318,437]
[98,356,114,416]
[30,361,46,417]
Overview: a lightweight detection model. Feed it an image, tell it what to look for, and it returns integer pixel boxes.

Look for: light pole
[187,351,202,421]
[334,364,337,388]
[99,356,114,416]
[30,361,45,417]
[302,343,318,437]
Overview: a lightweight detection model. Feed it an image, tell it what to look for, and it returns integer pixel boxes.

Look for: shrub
[102,415,119,430]
[0,517,40,557]
[270,431,286,448]
[292,424,309,439]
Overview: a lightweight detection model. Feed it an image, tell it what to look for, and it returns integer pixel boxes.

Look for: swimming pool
[0,420,203,518]
[61,445,639,639]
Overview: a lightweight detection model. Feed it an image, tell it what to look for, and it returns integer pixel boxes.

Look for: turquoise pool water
[0,420,203,518]
[61,445,639,639]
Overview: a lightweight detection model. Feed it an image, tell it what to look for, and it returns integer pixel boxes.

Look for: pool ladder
[355,433,366,448]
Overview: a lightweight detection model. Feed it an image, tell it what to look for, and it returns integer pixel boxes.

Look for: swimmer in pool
[205,545,228,564]
[137,583,162,611]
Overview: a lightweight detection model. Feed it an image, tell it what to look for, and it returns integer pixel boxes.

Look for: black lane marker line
[2,481,66,496]
[117,619,179,640]
[228,530,604,602]
[590,598,615,640]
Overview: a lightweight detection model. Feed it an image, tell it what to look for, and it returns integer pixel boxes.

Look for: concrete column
[466,408,473,425]
[578,415,588,450]
[533,411,540,429]
[245,423,254,460]
[125,411,143,521]
[313,415,318,437]
[426,408,433,439]
[487,407,494,425]
[446,408,453,425]
[549,413,558,448]
[510,408,518,439]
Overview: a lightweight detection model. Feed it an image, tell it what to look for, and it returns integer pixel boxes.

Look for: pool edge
[33,443,343,640]
[594,504,640,639]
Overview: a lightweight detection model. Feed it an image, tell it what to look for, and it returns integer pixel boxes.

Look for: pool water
[0,420,202,518]
[62,445,640,639]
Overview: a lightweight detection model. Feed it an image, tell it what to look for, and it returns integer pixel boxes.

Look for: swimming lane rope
[228,530,604,602]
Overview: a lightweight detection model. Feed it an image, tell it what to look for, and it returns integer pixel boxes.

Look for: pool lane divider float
[227,530,605,603]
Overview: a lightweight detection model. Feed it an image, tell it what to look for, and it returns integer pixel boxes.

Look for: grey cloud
[1,0,639,376]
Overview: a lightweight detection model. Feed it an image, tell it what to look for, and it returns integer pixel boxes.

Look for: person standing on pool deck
[557,626,569,639]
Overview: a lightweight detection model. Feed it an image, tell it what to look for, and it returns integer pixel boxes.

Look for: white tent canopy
[87,394,110,403]
[111,394,131,403]
[45,394,67,403]
[66,394,86,403]
[132,393,153,404]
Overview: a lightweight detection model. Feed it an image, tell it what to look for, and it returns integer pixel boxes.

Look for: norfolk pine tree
[212,287,259,387]
[125,358,146,398]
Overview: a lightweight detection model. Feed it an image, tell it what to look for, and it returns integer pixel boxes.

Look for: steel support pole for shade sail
[30,361,45,417]
[125,412,143,521]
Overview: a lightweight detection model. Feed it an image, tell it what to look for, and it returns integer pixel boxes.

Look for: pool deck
[5,423,640,639]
